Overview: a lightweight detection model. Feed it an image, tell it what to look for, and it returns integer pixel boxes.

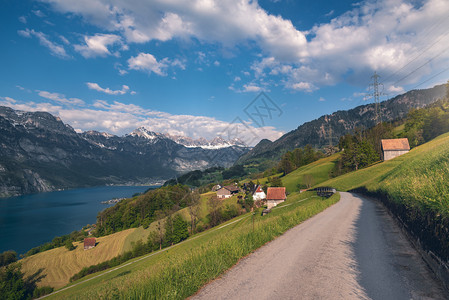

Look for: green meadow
[281,153,340,193]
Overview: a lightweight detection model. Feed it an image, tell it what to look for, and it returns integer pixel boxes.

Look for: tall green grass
[370,136,449,214]
[47,192,339,299]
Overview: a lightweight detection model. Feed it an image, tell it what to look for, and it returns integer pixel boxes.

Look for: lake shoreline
[0,181,165,200]
[0,186,156,254]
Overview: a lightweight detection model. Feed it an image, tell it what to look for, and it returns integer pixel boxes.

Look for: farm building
[381,138,410,161]
[84,237,96,250]
[252,185,266,201]
[266,187,286,210]
[216,184,240,199]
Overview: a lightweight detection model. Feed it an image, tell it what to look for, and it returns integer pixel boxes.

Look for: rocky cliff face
[0,108,249,198]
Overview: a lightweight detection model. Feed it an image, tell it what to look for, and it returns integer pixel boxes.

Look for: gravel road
[192,192,447,300]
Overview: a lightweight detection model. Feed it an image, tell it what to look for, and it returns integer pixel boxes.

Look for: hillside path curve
[192,192,447,300]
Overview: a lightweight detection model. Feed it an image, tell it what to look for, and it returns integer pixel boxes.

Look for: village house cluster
[214,182,287,212]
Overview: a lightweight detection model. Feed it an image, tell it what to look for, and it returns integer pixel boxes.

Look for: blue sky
[1,0,449,145]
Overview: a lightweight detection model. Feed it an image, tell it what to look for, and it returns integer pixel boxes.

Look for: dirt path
[192,192,447,300]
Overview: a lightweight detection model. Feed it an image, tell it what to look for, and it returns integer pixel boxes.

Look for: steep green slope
[282,153,340,193]
[320,132,449,198]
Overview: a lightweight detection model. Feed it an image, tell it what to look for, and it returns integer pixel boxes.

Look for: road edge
[354,192,449,294]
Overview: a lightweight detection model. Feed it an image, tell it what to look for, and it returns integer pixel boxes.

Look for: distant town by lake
[0,186,154,254]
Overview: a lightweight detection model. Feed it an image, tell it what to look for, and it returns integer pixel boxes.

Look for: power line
[382,13,449,83]
[383,31,449,83]
[392,47,448,86]
[411,65,449,90]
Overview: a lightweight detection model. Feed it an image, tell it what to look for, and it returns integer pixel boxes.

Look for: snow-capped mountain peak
[128,127,161,140]
[164,133,248,149]
[125,127,249,149]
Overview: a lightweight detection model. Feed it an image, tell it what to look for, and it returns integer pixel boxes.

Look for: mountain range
[237,83,447,165]
[0,107,249,198]
[1,83,446,197]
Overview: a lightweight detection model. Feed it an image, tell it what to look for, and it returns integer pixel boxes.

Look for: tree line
[277,144,324,176]
[96,184,194,236]
[401,97,449,147]
[331,123,394,176]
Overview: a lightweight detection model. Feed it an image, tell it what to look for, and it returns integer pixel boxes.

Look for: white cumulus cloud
[1,96,283,145]
[18,28,69,58]
[127,53,184,76]
[40,0,449,92]
[86,82,135,95]
[74,34,123,58]
[37,90,85,106]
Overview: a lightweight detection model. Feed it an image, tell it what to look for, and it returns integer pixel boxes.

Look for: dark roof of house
[223,185,239,192]
[381,138,410,151]
[84,237,96,247]
[267,187,286,200]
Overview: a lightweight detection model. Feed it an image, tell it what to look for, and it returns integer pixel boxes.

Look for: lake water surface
[0,186,153,254]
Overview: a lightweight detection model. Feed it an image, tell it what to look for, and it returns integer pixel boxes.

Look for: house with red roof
[381,138,410,161]
[266,187,286,210]
[84,237,96,250]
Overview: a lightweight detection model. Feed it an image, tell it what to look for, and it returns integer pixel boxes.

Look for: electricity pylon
[365,72,386,124]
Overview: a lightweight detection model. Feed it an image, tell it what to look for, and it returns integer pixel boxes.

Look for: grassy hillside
[21,228,135,289]
[320,132,449,197]
[122,192,240,253]
[20,191,242,289]
[44,192,339,299]
[282,153,340,193]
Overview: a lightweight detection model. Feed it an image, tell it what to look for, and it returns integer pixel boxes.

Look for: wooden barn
[266,187,286,210]
[381,138,410,161]
[84,237,96,250]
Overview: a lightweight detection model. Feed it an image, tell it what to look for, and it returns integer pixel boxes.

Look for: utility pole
[328,122,333,148]
[365,72,386,125]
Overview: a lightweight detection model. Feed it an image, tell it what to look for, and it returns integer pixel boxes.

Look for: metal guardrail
[314,187,336,198]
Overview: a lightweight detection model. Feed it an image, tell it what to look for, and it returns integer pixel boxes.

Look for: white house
[252,185,266,201]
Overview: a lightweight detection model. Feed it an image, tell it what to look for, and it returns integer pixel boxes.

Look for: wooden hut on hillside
[84,237,96,250]
[381,138,410,161]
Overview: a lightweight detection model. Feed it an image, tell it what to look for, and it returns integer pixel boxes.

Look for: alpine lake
[0,186,155,254]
